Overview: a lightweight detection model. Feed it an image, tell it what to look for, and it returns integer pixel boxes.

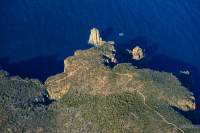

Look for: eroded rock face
[45,74,71,100]
[177,99,196,111]
[102,43,117,63]
[132,46,144,60]
[88,28,105,46]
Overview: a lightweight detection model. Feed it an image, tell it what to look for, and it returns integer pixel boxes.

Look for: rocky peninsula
[0,28,198,133]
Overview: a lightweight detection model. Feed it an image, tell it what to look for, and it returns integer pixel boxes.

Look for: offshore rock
[132,46,144,60]
[88,28,105,46]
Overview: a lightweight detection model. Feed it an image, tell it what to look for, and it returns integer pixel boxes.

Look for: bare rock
[132,46,144,60]
[45,70,73,100]
[177,99,196,111]
[88,28,105,46]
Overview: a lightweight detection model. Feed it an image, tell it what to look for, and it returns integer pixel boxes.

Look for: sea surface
[0,0,200,123]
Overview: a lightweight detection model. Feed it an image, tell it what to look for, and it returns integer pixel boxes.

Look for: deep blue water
[0,0,200,124]
[1,0,200,77]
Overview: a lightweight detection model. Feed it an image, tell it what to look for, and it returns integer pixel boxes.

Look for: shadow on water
[0,55,63,82]
[115,36,200,124]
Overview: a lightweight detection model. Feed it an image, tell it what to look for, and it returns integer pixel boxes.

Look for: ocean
[0,0,200,123]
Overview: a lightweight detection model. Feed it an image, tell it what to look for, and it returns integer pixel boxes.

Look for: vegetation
[0,75,54,132]
[0,44,198,132]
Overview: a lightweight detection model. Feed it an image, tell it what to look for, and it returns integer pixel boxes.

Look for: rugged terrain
[0,71,54,132]
[0,43,198,133]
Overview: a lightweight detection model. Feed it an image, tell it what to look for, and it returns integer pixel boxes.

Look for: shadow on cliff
[0,55,63,82]
[115,36,200,124]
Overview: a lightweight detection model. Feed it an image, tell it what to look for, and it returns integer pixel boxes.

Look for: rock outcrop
[88,28,105,46]
[178,98,196,111]
[132,46,144,60]
[88,28,116,47]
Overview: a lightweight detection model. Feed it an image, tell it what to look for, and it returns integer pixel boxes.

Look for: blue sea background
[0,0,200,124]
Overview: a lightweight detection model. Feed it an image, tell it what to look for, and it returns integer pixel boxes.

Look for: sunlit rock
[132,46,144,60]
[88,28,105,46]
[177,99,196,111]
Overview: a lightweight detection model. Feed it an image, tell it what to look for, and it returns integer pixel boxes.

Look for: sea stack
[88,28,105,46]
[132,46,144,60]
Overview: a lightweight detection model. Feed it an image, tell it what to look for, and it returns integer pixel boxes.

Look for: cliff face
[45,43,197,132]
[46,43,117,100]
